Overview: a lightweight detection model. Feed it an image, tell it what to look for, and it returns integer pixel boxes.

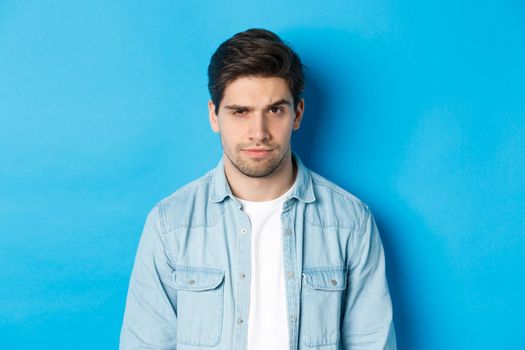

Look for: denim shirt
[120,154,396,350]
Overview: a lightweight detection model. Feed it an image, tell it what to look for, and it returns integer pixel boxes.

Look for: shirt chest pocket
[173,266,225,347]
[300,266,347,349]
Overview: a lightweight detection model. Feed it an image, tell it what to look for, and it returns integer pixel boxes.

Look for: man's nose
[249,112,270,142]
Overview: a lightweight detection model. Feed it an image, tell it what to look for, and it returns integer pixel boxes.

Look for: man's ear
[293,98,305,130]
[208,100,220,133]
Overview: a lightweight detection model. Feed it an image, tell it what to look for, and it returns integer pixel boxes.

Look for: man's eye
[269,106,283,114]
[233,109,246,115]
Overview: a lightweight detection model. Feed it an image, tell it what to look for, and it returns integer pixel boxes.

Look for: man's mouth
[242,148,273,157]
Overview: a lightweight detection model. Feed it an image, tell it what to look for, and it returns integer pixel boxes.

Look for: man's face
[208,76,304,178]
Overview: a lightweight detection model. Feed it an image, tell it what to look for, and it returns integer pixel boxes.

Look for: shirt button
[331,279,337,286]
[240,272,246,279]
[287,272,294,278]
[187,279,195,285]
[285,228,292,235]
[237,318,244,324]
[290,315,297,322]
[240,228,247,235]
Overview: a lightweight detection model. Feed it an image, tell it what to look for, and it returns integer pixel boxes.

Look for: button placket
[234,210,252,350]
[281,210,300,350]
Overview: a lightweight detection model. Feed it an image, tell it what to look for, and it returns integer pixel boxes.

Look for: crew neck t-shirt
[235,183,296,350]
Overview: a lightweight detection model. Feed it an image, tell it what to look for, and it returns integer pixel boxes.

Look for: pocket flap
[302,266,347,291]
[173,266,225,291]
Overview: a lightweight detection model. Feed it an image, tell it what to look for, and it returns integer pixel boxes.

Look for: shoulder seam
[159,171,213,206]
[311,174,369,210]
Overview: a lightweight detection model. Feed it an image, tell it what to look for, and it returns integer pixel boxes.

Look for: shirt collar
[209,152,316,204]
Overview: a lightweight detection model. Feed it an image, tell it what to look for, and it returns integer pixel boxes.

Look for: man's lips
[241,148,273,157]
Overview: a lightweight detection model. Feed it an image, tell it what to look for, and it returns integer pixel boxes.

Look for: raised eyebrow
[224,99,292,111]
[224,105,253,111]
[267,99,292,108]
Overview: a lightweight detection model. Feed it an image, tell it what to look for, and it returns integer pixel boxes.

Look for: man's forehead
[221,76,292,106]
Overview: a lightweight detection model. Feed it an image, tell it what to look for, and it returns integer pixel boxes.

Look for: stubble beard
[223,143,289,178]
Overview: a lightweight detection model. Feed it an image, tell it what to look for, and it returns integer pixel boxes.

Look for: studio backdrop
[1,1,524,349]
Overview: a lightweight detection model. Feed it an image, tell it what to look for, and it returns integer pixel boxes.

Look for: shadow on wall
[288,27,425,350]
[290,29,360,168]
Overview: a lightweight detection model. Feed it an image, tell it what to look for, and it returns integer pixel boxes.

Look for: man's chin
[225,149,287,178]
[237,164,274,178]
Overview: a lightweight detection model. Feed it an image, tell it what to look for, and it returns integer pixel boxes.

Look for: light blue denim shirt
[120,154,396,350]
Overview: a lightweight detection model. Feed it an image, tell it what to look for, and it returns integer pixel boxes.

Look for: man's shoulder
[309,170,369,208]
[158,169,215,207]
[148,169,219,231]
[306,169,371,230]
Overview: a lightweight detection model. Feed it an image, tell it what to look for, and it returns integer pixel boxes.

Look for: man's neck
[223,152,297,202]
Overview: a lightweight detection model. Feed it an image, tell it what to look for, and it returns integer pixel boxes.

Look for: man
[120,28,396,350]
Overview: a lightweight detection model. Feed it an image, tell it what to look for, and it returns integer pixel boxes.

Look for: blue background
[1,1,524,349]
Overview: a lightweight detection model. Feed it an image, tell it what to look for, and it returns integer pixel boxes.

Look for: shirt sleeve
[120,205,178,349]
[341,208,397,349]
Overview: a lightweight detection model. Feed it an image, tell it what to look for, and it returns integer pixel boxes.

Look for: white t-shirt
[236,183,295,350]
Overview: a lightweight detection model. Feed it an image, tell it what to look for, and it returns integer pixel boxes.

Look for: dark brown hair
[207,28,305,112]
